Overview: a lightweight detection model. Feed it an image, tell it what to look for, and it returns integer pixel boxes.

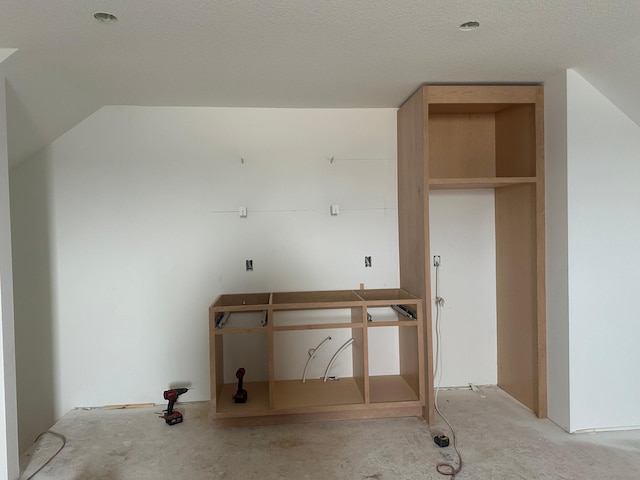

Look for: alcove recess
[397,85,547,419]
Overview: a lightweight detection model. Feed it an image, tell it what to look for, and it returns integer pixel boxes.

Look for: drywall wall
[10,151,56,452]
[544,71,571,431]
[429,190,497,388]
[11,107,402,424]
[0,76,20,479]
[566,70,640,431]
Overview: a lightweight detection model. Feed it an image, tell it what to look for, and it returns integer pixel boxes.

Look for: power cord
[433,259,463,479]
[23,431,66,480]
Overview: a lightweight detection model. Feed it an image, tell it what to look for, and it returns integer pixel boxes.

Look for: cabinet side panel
[398,88,433,423]
[495,184,538,413]
[398,89,427,298]
[428,113,496,178]
[399,326,420,398]
[495,105,536,177]
[535,87,547,418]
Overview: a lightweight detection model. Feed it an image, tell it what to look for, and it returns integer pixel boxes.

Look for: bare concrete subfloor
[19,387,640,480]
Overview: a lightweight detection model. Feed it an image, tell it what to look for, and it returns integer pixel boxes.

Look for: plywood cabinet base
[209,289,431,425]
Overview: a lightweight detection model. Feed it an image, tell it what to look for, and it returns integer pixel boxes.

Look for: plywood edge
[211,406,424,427]
[535,86,548,418]
[429,177,536,189]
[426,85,541,104]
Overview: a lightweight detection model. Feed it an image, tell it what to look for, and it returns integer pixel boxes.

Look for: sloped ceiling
[1,1,639,167]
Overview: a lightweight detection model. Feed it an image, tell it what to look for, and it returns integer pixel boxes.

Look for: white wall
[0,76,20,479]
[11,107,401,423]
[566,70,640,431]
[544,71,571,431]
[429,190,497,388]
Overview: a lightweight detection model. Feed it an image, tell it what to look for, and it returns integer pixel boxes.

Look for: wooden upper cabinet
[425,85,541,182]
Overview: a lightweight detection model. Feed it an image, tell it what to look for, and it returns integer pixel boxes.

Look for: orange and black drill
[162,388,189,425]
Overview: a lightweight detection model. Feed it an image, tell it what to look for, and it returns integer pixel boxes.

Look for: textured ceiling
[1,0,639,165]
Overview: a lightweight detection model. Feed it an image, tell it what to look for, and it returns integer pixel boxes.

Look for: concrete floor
[19,386,640,480]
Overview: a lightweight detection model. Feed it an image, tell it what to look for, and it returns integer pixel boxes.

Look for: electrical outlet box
[433,255,441,267]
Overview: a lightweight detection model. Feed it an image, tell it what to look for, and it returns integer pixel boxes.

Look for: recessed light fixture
[459,21,480,31]
[94,12,118,23]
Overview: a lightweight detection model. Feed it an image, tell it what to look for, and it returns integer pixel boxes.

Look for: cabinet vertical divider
[267,304,275,410]
[360,306,370,404]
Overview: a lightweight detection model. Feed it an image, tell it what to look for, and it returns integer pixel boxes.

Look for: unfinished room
[1,2,640,479]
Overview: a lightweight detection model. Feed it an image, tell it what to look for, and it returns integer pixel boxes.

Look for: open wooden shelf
[429,177,536,189]
[209,288,427,423]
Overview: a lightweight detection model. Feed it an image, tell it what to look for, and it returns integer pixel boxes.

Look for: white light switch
[239,206,247,217]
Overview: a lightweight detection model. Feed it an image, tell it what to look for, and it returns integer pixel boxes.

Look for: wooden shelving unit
[209,288,427,424]
[397,85,546,419]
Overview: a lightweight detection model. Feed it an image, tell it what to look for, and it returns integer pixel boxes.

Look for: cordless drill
[233,368,248,403]
[162,388,189,425]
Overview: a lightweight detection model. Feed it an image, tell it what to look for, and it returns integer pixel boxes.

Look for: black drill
[162,388,189,425]
[233,368,248,403]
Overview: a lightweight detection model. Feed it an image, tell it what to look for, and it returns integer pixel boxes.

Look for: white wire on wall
[433,260,463,479]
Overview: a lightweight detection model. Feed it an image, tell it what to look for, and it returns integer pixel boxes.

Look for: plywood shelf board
[216,381,271,414]
[273,378,365,410]
[369,375,420,403]
[429,177,536,189]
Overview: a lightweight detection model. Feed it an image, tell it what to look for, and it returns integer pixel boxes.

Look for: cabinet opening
[216,332,270,413]
[273,328,365,409]
[368,325,421,403]
[428,103,536,179]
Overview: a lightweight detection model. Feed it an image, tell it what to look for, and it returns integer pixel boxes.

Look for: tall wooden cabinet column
[397,85,547,419]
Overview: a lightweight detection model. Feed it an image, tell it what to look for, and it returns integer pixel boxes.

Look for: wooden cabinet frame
[397,85,547,419]
[209,288,428,425]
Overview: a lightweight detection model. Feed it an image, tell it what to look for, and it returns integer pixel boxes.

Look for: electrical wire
[433,262,463,479]
[23,431,66,480]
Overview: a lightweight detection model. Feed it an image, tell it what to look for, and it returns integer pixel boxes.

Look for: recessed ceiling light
[94,12,118,23]
[459,21,480,31]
